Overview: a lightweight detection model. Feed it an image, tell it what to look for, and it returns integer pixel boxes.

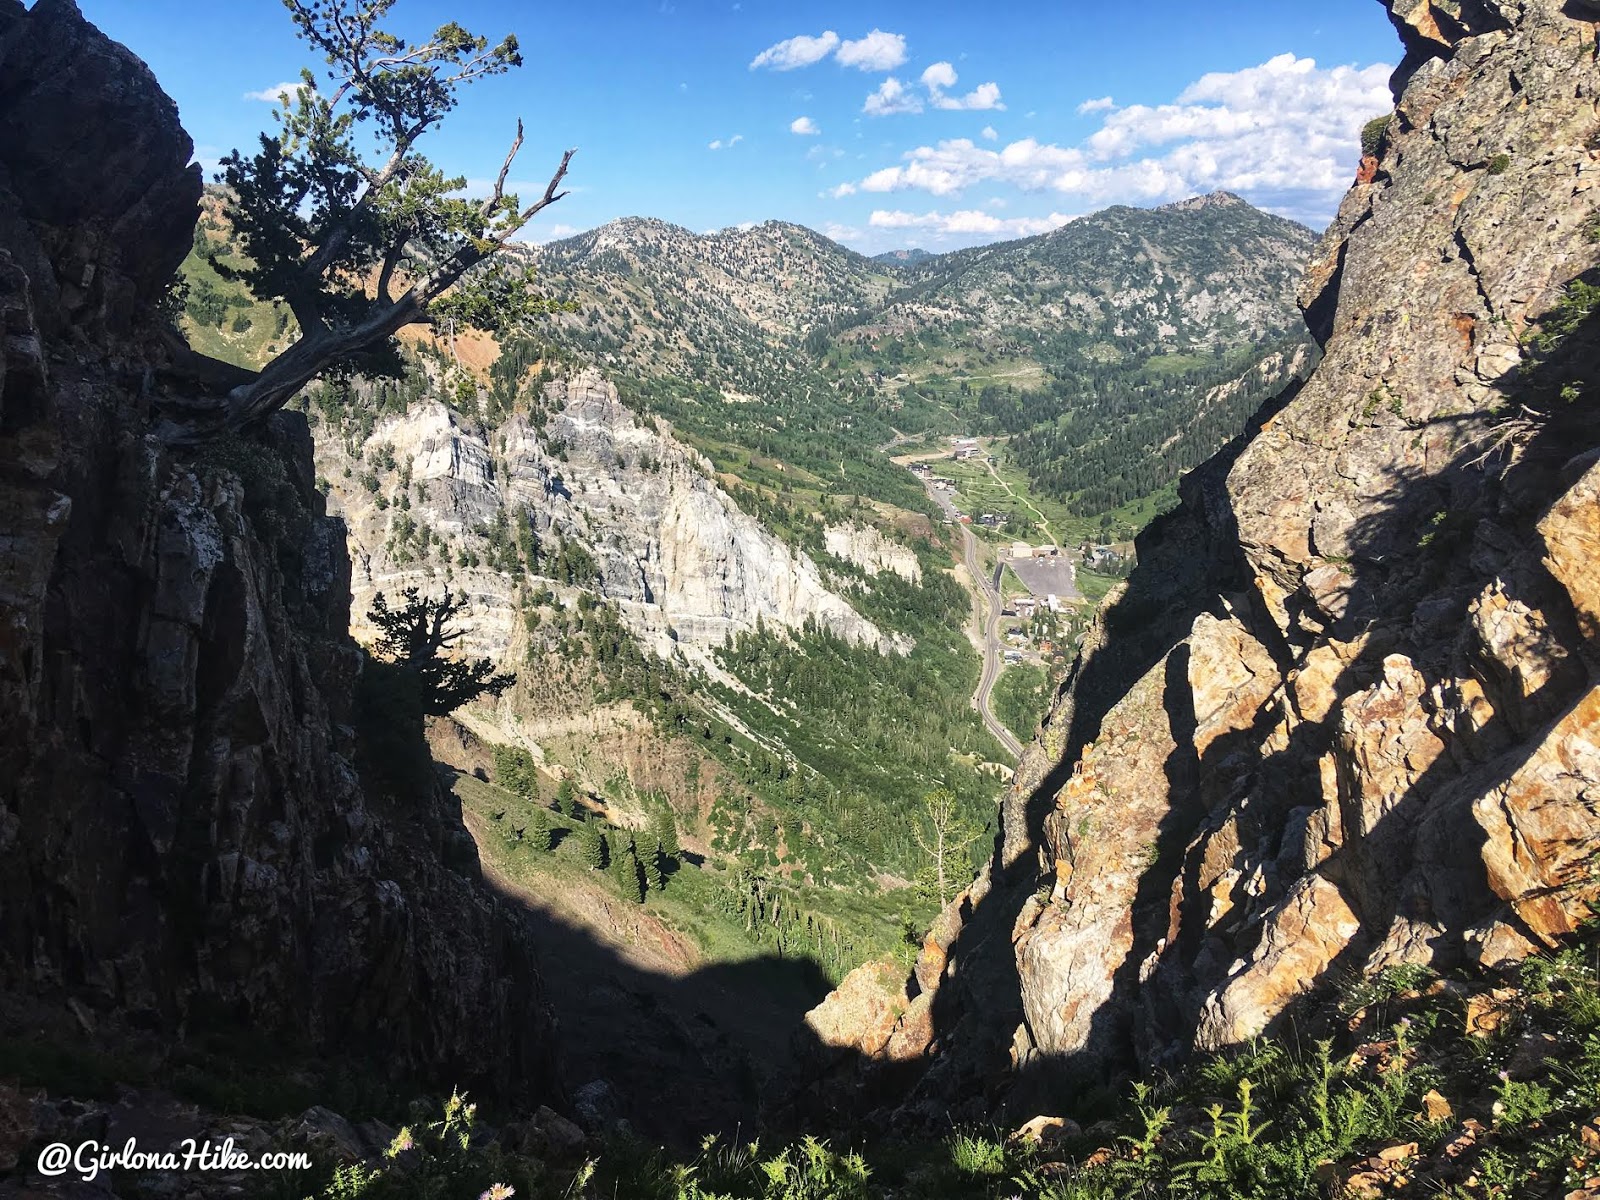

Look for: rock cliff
[321,369,894,667]
[0,0,557,1105]
[817,0,1600,1123]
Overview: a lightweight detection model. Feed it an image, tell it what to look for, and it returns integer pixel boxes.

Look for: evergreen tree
[164,0,575,444]
[642,839,665,892]
[555,775,577,817]
[368,589,511,714]
[652,810,680,858]
[492,745,539,800]
[528,806,552,852]
[579,823,607,870]
[612,835,645,904]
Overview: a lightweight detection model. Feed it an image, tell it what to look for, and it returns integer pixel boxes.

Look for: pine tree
[528,806,553,852]
[555,776,576,818]
[368,590,512,715]
[163,0,574,444]
[652,810,680,858]
[492,745,539,801]
[579,824,607,870]
[612,836,646,904]
[642,840,664,892]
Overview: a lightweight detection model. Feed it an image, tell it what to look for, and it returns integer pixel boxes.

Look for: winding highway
[960,519,1026,760]
[897,456,1025,761]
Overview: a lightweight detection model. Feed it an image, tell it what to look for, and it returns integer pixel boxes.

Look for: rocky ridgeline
[813,0,1600,1123]
[0,0,557,1105]
[319,368,899,672]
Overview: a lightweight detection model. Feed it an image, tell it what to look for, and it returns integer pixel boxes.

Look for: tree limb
[481,119,525,218]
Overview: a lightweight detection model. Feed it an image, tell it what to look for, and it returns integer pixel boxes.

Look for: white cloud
[836,30,907,71]
[863,76,923,116]
[847,53,1393,225]
[868,208,1076,238]
[750,30,839,70]
[940,81,1004,111]
[244,80,311,103]
[981,125,999,141]
[828,181,858,197]
[921,62,1004,111]
[523,222,585,245]
[791,116,821,135]
[708,134,744,150]
[1077,96,1115,114]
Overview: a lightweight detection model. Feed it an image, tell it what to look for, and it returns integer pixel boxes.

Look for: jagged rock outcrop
[0,0,557,1105]
[318,368,898,668]
[814,0,1600,1124]
[823,524,922,584]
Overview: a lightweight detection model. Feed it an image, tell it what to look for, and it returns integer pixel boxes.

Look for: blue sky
[78,0,1398,253]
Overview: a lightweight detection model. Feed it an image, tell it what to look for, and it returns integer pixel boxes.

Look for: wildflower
[479,1184,515,1200]
[386,1128,416,1157]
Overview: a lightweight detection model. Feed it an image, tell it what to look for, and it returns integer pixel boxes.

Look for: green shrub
[1360,113,1392,157]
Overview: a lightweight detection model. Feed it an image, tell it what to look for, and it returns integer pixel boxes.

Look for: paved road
[961,518,1026,760]
[905,467,1025,761]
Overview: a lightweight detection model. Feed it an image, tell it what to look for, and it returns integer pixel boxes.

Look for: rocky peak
[1159,190,1247,211]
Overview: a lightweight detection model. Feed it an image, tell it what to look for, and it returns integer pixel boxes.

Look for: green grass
[935,450,1079,545]
[177,226,297,368]
[454,770,918,982]
[1141,351,1214,377]
[1075,567,1124,606]
[991,662,1050,742]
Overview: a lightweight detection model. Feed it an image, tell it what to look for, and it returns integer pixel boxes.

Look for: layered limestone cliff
[316,368,898,670]
[823,524,922,584]
[813,0,1600,1124]
[0,0,557,1104]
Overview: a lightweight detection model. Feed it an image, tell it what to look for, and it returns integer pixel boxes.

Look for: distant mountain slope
[872,247,935,267]
[525,218,894,397]
[507,194,1315,529]
[839,192,1314,365]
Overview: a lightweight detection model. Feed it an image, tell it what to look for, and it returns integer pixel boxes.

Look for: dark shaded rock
[0,0,200,337]
[0,2,559,1110]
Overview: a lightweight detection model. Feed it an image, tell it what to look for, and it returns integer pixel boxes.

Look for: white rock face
[318,369,893,669]
[824,524,921,583]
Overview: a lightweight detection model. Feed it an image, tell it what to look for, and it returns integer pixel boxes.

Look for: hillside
[819,193,1321,530]
[852,192,1312,361]
[871,247,935,268]
[303,349,1004,989]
